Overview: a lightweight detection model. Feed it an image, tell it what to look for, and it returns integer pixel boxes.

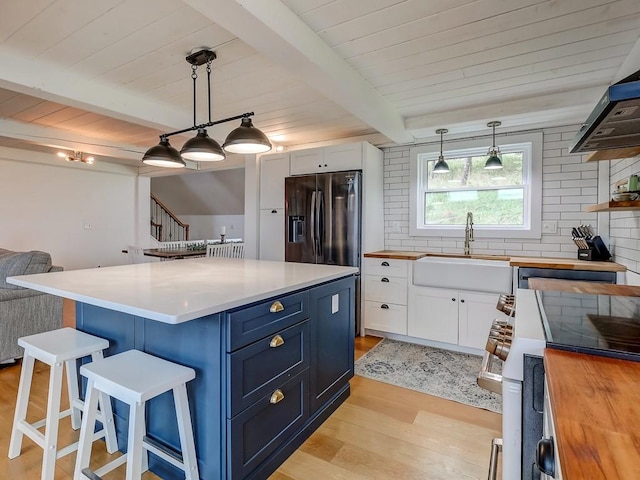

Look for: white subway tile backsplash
[378,125,633,259]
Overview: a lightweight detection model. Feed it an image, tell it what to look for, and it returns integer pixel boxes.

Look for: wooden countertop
[544,349,640,480]
[364,251,626,271]
[529,278,640,295]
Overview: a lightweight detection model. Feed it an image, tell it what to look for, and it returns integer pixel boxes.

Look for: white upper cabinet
[259,153,290,209]
[290,143,363,175]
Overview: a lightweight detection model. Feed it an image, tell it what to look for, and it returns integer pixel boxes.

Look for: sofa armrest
[0,288,46,302]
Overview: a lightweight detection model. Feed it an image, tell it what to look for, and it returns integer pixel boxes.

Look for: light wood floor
[0,335,501,479]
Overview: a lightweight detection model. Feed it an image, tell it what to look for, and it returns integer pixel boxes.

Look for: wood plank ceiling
[0,0,638,169]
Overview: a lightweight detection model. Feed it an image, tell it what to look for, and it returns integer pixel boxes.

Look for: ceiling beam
[0,118,145,162]
[404,86,606,139]
[183,0,413,145]
[0,46,191,133]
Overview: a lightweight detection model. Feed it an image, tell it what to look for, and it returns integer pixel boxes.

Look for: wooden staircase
[150,194,189,242]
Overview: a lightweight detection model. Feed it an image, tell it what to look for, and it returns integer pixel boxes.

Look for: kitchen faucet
[464,211,474,255]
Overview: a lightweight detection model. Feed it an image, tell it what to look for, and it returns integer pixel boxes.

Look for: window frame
[409,132,543,239]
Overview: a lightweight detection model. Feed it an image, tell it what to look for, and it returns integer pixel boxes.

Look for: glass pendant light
[433,128,450,173]
[142,137,186,168]
[223,117,272,154]
[484,121,503,170]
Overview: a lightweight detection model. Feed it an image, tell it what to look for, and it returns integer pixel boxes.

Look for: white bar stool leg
[90,351,118,454]
[125,401,145,480]
[8,353,35,458]
[42,361,65,480]
[64,358,82,430]
[74,379,100,480]
[174,384,199,480]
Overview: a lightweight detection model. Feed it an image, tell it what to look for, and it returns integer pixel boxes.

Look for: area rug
[355,338,502,414]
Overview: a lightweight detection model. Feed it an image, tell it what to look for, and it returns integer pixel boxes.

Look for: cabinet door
[324,143,362,171]
[364,300,407,334]
[290,147,324,175]
[408,287,458,344]
[364,275,407,305]
[260,153,289,209]
[458,291,502,350]
[309,276,354,414]
[259,208,285,261]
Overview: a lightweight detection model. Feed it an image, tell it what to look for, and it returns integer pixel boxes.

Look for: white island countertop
[7,258,358,324]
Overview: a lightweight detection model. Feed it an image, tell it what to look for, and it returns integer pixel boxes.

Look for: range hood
[570,79,640,153]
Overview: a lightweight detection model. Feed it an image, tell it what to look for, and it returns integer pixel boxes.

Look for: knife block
[577,236,611,261]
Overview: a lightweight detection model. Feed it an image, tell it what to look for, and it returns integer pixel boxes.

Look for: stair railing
[150,194,189,242]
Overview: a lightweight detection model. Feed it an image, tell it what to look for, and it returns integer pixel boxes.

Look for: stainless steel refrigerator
[285,171,362,334]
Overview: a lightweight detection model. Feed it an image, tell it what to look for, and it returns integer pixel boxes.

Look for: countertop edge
[7,267,357,324]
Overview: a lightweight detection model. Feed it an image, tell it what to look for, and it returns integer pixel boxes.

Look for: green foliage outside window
[421,151,525,226]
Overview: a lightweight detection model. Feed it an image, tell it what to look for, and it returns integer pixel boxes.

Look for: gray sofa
[0,248,63,363]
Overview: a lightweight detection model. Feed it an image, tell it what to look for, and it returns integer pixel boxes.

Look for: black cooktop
[537,290,640,361]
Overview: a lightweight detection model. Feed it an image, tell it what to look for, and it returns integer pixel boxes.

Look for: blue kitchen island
[9,258,357,479]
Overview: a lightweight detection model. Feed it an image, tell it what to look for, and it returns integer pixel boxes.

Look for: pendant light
[433,128,450,173]
[142,49,271,167]
[142,136,186,168]
[180,52,225,161]
[223,117,272,154]
[484,121,503,170]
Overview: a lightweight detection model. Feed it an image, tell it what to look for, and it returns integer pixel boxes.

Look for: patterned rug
[355,338,502,414]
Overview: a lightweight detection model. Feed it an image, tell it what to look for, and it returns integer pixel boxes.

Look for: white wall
[609,154,640,276]
[382,125,601,257]
[0,147,146,270]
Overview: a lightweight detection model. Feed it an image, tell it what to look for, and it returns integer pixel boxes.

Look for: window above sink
[409,132,543,239]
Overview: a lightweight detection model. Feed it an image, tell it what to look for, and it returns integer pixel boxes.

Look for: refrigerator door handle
[317,190,324,258]
[310,191,317,257]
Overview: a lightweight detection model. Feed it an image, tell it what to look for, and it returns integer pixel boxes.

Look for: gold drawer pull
[269,300,284,313]
[270,335,285,348]
[270,389,285,404]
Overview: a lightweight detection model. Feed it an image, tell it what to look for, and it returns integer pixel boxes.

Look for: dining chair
[206,243,245,258]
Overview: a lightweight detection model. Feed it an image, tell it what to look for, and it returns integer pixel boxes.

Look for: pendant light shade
[484,121,503,170]
[433,128,450,173]
[223,117,272,154]
[142,137,185,168]
[180,128,225,161]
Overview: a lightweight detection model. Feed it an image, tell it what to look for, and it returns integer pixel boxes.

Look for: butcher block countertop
[529,278,640,295]
[544,349,640,480]
[364,251,626,271]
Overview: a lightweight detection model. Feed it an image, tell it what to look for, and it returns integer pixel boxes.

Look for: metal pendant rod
[160,112,255,139]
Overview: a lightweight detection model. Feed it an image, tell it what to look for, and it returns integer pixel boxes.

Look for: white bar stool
[8,327,118,480]
[74,349,199,480]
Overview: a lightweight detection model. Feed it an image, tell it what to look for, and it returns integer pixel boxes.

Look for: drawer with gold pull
[227,321,309,417]
[226,290,309,351]
[227,369,309,479]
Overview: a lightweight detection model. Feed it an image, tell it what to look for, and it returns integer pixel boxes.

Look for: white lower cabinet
[363,258,409,335]
[408,286,501,349]
[408,287,459,344]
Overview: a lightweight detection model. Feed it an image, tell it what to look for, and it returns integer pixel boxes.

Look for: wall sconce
[57,151,94,164]
[142,49,272,168]
[484,121,503,170]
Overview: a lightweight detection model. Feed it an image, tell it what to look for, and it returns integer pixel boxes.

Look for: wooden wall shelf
[585,147,640,162]
[585,200,640,212]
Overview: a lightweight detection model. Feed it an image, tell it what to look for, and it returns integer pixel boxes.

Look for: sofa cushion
[0,251,52,289]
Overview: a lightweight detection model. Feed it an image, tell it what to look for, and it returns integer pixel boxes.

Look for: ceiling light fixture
[142,49,272,168]
[433,128,450,173]
[57,151,95,164]
[484,121,504,170]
